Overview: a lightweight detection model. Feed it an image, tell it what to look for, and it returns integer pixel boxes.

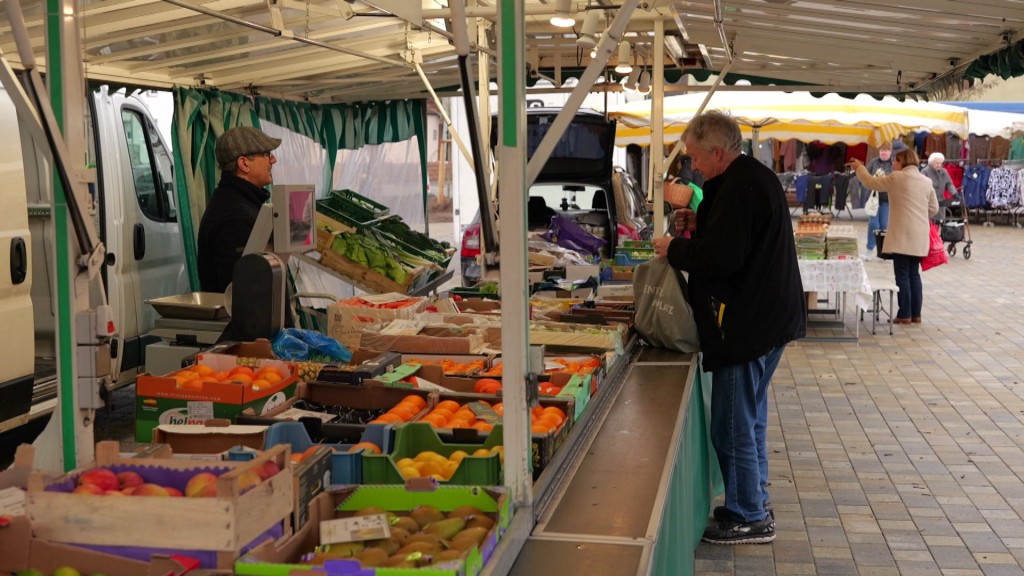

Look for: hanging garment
[925,133,946,158]
[832,172,855,211]
[985,167,1020,208]
[969,135,991,164]
[943,163,964,190]
[806,173,834,211]
[962,165,990,209]
[1010,137,1024,161]
[946,134,965,161]
[990,136,1012,161]
[794,172,811,205]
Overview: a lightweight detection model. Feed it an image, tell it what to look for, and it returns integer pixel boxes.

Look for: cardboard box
[326,294,426,350]
[309,350,402,386]
[596,283,634,299]
[25,441,293,568]
[151,421,269,454]
[359,324,486,355]
[135,355,298,443]
[236,485,510,576]
[0,515,202,576]
[529,321,625,354]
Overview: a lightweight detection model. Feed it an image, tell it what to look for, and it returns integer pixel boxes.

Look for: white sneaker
[861,252,875,261]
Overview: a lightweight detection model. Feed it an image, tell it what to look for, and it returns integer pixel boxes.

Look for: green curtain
[170,87,427,290]
[966,40,1024,80]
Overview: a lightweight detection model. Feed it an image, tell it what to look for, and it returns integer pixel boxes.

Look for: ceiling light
[576,9,600,49]
[638,69,652,94]
[550,0,576,28]
[615,41,633,74]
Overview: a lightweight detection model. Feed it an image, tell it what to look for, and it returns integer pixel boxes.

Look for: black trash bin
[874,229,894,260]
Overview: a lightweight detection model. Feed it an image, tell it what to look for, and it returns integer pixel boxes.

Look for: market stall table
[798,259,873,342]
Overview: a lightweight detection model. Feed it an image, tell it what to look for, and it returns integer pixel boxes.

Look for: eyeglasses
[245,151,274,160]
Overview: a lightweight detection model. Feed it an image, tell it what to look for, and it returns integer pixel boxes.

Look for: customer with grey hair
[921,152,959,205]
[653,110,807,545]
[197,125,282,293]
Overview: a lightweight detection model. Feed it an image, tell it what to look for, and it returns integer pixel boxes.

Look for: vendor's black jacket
[197,172,270,293]
[666,154,806,371]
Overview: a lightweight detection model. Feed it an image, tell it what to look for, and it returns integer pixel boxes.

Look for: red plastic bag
[921,223,948,271]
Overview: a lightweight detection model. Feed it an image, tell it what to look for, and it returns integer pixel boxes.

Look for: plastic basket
[362,422,503,485]
[263,421,393,485]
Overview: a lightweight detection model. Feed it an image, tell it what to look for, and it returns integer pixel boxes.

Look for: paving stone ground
[697,216,1024,575]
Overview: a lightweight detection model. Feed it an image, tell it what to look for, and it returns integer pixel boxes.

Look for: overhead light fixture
[615,41,633,74]
[638,69,652,94]
[576,9,600,49]
[625,67,642,91]
[550,0,576,28]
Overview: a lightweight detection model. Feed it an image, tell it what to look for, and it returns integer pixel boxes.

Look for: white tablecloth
[798,259,872,311]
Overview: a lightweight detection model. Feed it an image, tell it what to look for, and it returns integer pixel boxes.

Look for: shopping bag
[921,223,948,271]
[864,191,880,217]
[632,258,700,353]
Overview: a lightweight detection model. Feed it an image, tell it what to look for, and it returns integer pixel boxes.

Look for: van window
[121,109,175,222]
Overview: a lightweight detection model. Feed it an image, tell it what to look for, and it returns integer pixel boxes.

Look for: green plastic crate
[362,423,503,485]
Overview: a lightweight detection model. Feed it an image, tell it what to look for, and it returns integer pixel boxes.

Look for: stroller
[937,193,972,259]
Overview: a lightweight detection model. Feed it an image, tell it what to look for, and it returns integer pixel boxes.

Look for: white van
[1,84,188,432]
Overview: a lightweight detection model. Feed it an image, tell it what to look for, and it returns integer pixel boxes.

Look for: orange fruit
[261,372,283,385]
[393,400,423,414]
[452,409,477,423]
[172,370,198,385]
[538,413,563,429]
[492,403,504,415]
[541,406,566,423]
[401,395,427,409]
[256,366,283,379]
[448,419,472,429]
[473,378,502,394]
[419,413,448,427]
[229,366,255,378]
[472,421,494,432]
[179,377,203,391]
[387,405,417,422]
[250,378,271,391]
[429,408,455,421]
[210,370,231,381]
[435,400,461,413]
[372,413,403,424]
[230,373,254,384]
[349,442,382,455]
[193,365,214,376]
[530,423,550,434]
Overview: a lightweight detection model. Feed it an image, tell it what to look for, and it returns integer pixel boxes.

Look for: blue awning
[941,102,1024,115]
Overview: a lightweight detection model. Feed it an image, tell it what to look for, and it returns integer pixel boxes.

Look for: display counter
[492,345,721,576]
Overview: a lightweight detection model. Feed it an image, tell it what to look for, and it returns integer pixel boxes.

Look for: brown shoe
[911,317,922,324]
[893,318,912,325]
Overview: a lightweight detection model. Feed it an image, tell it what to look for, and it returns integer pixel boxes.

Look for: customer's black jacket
[666,154,806,371]
[197,173,270,293]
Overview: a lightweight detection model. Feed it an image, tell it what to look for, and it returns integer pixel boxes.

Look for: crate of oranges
[135,355,298,443]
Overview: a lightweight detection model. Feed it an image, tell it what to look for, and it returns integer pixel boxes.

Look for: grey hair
[928,152,945,165]
[682,110,743,154]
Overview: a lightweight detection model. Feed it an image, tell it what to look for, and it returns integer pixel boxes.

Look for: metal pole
[652,18,666,236]
[414,62,475,175]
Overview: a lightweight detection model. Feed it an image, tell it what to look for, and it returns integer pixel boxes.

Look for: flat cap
[216,126,282,171]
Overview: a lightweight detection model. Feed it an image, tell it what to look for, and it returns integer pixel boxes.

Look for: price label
[0,487,26,517]
[320,513,391,545]
[187,401,215,422]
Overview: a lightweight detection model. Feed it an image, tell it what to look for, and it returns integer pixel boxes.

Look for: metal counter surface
[507,346,698,576]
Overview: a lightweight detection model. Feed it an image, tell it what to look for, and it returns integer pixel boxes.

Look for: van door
[92,87,187,385]
[0,88,36,428]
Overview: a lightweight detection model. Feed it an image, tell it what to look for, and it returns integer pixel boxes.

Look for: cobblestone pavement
[697,217,1024,575]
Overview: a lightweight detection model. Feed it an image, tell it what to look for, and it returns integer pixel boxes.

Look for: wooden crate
[25,441,293,561]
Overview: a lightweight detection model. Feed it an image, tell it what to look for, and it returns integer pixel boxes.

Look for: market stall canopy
[1,1,1023,102]
[608,91,969,148]
[965,109,1024,139]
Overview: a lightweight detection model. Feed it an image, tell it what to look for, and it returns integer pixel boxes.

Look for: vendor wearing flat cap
[197,125,282,293]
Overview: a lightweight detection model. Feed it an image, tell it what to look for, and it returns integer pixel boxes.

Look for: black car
[460,108,650,286]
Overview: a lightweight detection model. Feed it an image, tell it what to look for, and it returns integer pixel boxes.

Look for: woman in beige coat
[848,141,939,324]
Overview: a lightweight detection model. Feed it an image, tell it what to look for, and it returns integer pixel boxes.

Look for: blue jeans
[710,345,786,523]
[866,201,891,250]
[893,254,923,319]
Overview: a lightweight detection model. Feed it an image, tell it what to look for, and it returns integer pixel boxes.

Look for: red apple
[104,490,127,496]
[121,486,137,495]
[72,484,104,495]
[185,472,218,498]
[164,487,183,497]
[238,471,261,493]
[117,471,145,489]
[255,460,281,481]
[78,468,119,492]
[133,483,170,497]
